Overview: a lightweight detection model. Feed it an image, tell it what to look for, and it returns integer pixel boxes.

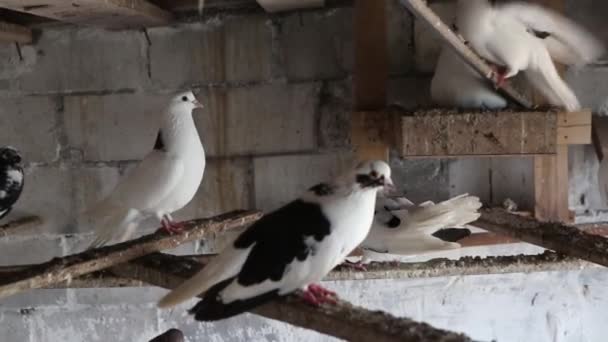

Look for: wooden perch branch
[476,209,608,267]
[0,210,261,300]
[111,254,474,342]
[0,216,43,237]
[400,0,533,108]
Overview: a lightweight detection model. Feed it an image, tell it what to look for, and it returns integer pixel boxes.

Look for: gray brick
[200,83,318,156]
[72,287,166,306]
[0,235,63,266]
[319,81,352,149]
[567,66,608,115]
[413,2,456,73]
[30,307,159,342]
[149,17,273,87]
[0,290,68,309]
[254,153,353,211]
[9,166,74,235]
[13,27,148,93]
[387,0,415,75]
[0,311,31,342]
[281,9,353,80]
[390,157,449,204]
[63,93,168,161]
[387,76,433,108]
[0,96,60,163]
[72,166,122,221]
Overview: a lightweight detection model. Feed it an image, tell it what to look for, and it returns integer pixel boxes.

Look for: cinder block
[391,157,450,204]
[387,0,415,75]
[30,307,159,342]
[0,290,68,309]
[63,93,168,162]
[0,96,60,163]
[199,83,318,156]
[280,8,354,80]
[0,234,63,266]
[13,27,148,93]
[0,311,31,342]
[413,2,457,73]
[318,81,352,149]
[566,66,608,115]
[72,287,166,306]
[148,17,273,87]
[388,77,433,108]
[8,166,74,235]
[71,166,122,228]
[254,153,353,211]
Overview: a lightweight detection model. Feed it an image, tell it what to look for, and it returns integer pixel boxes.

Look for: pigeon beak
[192,99,204,109]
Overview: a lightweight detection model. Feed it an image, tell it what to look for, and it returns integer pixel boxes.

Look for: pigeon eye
[182,96,188,102]
[370,171,378,178]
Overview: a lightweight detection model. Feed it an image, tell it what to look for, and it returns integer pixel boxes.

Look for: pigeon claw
[340,260,368,272]
[301,284,338,307]
[489,65,509,89]
[161,219,185,235]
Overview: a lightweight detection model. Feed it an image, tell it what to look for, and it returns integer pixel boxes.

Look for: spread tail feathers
[404,194,482,233]
[84,201,141,250]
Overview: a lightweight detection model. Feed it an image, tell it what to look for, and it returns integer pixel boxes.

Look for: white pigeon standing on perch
[456,0,604,111]
[431,46,508,109]
[85,91,206,248]
[158,161,393,321]
[361,194,481,258]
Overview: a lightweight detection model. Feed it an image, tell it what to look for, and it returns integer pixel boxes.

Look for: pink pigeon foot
[490,65,509,89]
[341,260,368,271]
[301,284,338,306]
[161,218,185,235]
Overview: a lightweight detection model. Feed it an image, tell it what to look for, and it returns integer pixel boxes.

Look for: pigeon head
[0,147,22,165]
[170,91,204,113]
[353,160,394,191]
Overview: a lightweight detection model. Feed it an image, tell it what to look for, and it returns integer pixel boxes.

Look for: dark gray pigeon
[0,146,24,221]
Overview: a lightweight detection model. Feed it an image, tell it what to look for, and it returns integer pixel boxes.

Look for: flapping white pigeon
[158,160,393,321]
[431,46,508,109]
[85,91,205,248]
[361,194,481,257]
[457,0,604,111]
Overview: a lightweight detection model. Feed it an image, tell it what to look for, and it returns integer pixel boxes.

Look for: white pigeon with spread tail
[158,160,393,321]
[86,91,205,248]
[457,0,604,111]
[361,194,481,257]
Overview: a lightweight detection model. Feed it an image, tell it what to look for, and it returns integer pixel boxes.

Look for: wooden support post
[352,0,389,161]
[592,116,608,161]
[0,210,261,300]
[0,0,173,28]
[476,208,608,267]
[111,254,474,342]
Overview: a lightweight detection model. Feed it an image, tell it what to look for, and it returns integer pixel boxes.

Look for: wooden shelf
[353,109,591,159]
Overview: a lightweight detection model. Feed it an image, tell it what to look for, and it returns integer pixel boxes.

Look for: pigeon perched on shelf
[431,46,508,110]
[0,147,24,221]
[456,0,604,111]
[361,194,481,258]
[85,91,206,248]
[158,160,394,321]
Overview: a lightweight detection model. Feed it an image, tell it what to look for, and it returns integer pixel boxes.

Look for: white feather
[363,194,482,256]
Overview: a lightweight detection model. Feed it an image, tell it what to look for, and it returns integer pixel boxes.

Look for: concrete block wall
[0,1,607,341]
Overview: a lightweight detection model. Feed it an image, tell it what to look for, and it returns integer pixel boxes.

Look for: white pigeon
[431,46,508,109]
[158,160,393,321]
[456,0,604,111]
[86,91,205,248]
[361,194,481,257]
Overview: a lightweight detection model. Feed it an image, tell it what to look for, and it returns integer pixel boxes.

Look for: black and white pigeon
[85,91,205,248]
[361,194,481,258]
[0,147,24,221]
[456,0,604,111]
[158,160,393,321]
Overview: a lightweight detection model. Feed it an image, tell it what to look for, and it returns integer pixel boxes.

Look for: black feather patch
[386,215,401,228]
[0,162,23,221]
[308,183,334,196]
[190,199,331,321]
[189,278,280,322]
[356,174,384,188]
[432,228,471,242]
[154,130,165,151]
[529,29,551,39]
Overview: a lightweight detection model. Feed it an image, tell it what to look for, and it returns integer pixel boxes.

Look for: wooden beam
[476,208,608,267]
[0,0,173,28]
[111,254,474,342]
[392,109,590,158]
[352,0,389,161]
[592,116,608,161]
[0,210,261,300]
[0,21,31,43]
[256,0,324,12]
[400,0,533,108]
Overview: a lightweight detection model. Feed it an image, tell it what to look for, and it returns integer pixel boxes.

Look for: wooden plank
[0,0,173,28]
[476,208,608,267]
[351,111,397,161]
[397,110,557,157]
[111,254,474,342]
[0,21,32,43]
[256,0,324,12]
[352,0,388,161]
[0,210,261,300]
[557,110,592,145]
